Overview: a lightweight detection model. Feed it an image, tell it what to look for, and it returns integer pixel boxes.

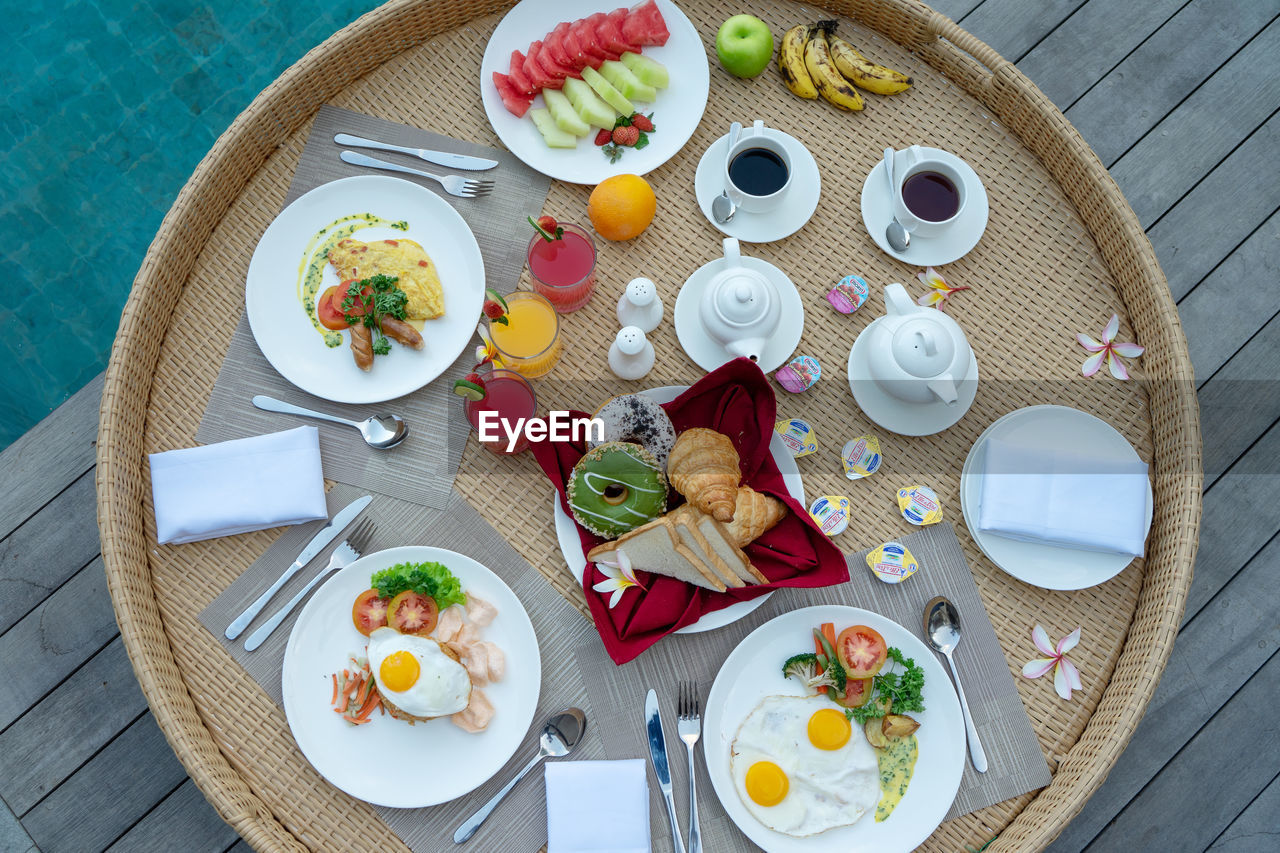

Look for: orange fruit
[588,174,656,241]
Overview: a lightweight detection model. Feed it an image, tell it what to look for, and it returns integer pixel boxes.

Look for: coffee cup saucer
[861,147,989,266]
[694,128,821,244]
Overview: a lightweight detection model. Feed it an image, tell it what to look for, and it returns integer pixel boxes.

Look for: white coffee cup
[890,145,967,238]
[724,120,792,214]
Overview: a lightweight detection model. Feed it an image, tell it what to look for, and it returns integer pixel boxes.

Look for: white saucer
[861,147,989,266]
[674,256,804,374]
[694,128,821,243]
[846,319,979,436]
[960,405,1153,590]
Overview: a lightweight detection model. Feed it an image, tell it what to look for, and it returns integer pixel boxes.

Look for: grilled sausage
[350,323,374,371]
[379,316,424,350]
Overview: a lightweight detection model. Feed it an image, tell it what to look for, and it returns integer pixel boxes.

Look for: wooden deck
[3,2,1278,850]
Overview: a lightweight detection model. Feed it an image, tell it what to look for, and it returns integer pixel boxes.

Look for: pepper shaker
[608,326,655,380]
[616,277,664,332]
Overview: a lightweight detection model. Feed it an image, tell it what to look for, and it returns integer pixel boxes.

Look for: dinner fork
[340,150,495,198]
[244,518,376,651]
[677,681,703,853]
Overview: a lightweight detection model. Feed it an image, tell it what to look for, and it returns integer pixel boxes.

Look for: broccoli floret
[782,652,847,693]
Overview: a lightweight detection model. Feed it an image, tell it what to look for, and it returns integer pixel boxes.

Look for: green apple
[715,14,773,79]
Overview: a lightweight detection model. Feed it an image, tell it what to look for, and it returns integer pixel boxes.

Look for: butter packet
[841,436,882,480]
[827,275,870,314]
[897,485,943,526]
[865,541,920,584]
[808,495,851,536]
[774,419,818,458]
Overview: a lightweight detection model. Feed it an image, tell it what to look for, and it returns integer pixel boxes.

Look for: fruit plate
[703,605,965,853]
[280,546,541,808]
[479,0,710,184]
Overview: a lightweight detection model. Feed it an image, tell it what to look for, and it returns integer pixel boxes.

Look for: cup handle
[722,237,741,268]
[750,118,764,137]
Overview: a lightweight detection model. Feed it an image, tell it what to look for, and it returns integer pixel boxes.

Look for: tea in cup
[724,120,792,214]
[890,146,967,238]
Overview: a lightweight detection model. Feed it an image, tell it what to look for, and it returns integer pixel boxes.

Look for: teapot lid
[713,271,771,326]
[891,318,956,378]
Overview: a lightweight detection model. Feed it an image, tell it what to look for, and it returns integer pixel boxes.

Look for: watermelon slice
[600,8,642,55]
[575,13,612,60]
[545,22,575,68]
[561,20,589,67]
[492,72,535,117]
[538,40,582,80]
[508,50,536,95]
[523,41,564,90]
[622,0,669,46]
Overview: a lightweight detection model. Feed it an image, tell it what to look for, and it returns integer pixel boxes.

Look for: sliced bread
[672,516,744,589]
[697,514,769,584]
[587,517,726,592]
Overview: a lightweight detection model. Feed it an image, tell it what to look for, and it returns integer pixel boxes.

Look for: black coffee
[729,147,789,197]
[901,171,960,221]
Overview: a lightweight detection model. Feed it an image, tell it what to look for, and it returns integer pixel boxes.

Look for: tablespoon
[711,122,743,224]
[454,707,587,843]
[884,147,910,253]
[924,595,988,772]
[251,395,407,449]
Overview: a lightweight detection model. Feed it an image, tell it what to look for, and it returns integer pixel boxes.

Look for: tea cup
[724,120,792,214]
[890,146,967,238]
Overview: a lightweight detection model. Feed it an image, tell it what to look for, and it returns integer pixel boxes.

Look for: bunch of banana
[823,21,913,95]
[778,24,818,99]
[777,20,913,108]
[804,23,864,111]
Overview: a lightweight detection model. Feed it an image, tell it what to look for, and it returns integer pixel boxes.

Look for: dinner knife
[334,133,499,171]
[224,495,373,639]
[646,688,688,853]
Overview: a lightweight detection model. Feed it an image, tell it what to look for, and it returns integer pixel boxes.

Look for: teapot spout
[724,337,765,363]
[927,376,959,406]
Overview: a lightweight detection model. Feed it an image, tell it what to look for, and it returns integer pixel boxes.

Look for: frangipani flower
[1022,625,1083,700]
[1076,314,1143,379]
[592,551,646,609]
[916,267,969,310]
[474,332,504,369]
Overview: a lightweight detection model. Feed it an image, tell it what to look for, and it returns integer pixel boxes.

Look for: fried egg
[328,237,445,320]
[367,627,470,718]
[730,694,879,837]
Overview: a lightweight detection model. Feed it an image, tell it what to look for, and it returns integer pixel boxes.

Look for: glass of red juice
[527,222,597,312]
[464,368,538,454]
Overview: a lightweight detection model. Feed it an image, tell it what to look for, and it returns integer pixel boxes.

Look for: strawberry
[612,125,640,146]
[526,214,563,243]
[630,113,654,132]
[481,287,509,325]
[536,215,558,233]
[464,371,484,386]
[594,129,613,146]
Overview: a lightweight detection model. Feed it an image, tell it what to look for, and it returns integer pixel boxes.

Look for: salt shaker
[608,326,655,380]
[616,277,664,332]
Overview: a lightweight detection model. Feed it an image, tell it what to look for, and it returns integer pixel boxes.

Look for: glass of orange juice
[487,291,562,378]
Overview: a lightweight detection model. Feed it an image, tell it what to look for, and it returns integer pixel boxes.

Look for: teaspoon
[923,595,988,773]
[711,122,743,224]
[454,707,587,843]
[884,146,910,253]
[251,394,407,449]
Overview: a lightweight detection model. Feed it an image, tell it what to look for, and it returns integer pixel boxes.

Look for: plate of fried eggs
[703,605,965,852]
[281,545,540,808]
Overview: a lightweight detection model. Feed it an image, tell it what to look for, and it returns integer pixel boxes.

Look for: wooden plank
[1017,0,1185,108]
[951,0,1083,62]
[0,798,34,853]
[1110,17,1280,227]
[0,372,101,542]
[20,712,190,853]
[224,840,253,853]
[1207,771,1280,851]
[104,778,239,853]
[0,468,102,634]
[0,637,147,815]
[1064,0,1280,165]
[1179,211,1280,381]
[1077,650,1280,851]
[931,0,986,22]
[0,558,118,730]
[1150,111,1280,301]
[1045,534,1280,851]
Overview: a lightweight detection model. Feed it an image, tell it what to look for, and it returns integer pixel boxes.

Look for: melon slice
[621,0,670,46]
[508,50,537,95]
[620,51,669,89]
[581,65,635,116]
[529,107,578,148]
[545,22,575,68]
[600,59,657,102]
[575,13,611,60]
[600,8,642,55]
[493,72,535,118]
[563,76,618,129]
[538,40,581,80]
[563,23,604,69]
[543,88,590,136]
[523,42,564,90]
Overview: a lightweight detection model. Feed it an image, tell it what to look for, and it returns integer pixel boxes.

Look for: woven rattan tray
[97,0,1201,850]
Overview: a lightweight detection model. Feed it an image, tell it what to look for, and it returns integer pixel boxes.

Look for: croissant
[668,428,741,522]
[723,486,787,546]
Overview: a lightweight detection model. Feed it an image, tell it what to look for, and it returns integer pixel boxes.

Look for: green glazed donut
[567,442,668,538]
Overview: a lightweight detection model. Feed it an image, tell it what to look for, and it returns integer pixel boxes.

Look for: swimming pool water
[0,0,384,451]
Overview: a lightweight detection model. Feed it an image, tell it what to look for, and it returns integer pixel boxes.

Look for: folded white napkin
[978,437,1150,557]
[545,760,650,853]
[149,426,328,545]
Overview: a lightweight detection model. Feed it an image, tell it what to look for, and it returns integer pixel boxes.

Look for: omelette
[327,237,445,321]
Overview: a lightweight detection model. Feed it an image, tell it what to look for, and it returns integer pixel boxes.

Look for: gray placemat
[576,522,1052,851]
[197,483,602,852]
[197,104,552,508]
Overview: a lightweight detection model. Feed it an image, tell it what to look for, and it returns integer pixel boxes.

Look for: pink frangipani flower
[1076,314,1144,379]
[592,551,645,609]
[916,267,969,310]
[1022,625,1083,700]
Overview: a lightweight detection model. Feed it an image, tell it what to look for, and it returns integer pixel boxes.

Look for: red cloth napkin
[530,358,850,664]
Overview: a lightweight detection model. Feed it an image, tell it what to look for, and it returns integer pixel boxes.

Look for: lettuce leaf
[371,561,466,609]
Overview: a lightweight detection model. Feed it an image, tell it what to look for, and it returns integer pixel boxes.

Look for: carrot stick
[815,622,836,693]
[331,674,339,705]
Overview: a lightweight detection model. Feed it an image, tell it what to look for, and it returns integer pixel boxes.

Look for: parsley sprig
[846,647,926,724]
[342,273,408,357]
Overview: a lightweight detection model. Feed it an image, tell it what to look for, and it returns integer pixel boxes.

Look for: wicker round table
[97,1,1201,850]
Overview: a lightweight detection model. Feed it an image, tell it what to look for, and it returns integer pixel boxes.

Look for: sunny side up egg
[366,627,471,718]
[730,694,880,837]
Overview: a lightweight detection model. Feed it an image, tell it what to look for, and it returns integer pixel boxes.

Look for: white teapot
[867,283,974,405]
[699,237,780,363]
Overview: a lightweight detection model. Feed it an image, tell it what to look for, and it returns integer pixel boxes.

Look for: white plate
[960,405,1153,590]
[846,319,979,437]
[673,257,804,375]
[552,385,805,633]
[860,147,989,267]
[479,0,710,184]
[704,605,965,853]
[245,175,485,404]
[280,545,540,808]
[693,128,821,243]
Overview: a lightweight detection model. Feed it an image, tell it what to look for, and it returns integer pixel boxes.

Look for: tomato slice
[386,590,438,636]
[832,677,874,708]
[837,625,888,678]
[351,588,389,636]
[336,279,372,318]
[317,286,349,331]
